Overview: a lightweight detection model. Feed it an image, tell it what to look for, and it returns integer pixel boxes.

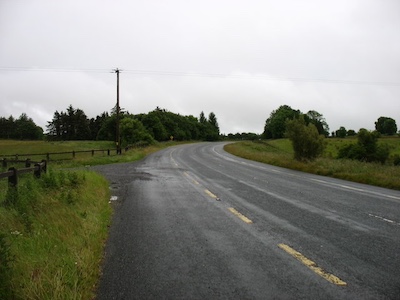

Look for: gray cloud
[1,0,399,134]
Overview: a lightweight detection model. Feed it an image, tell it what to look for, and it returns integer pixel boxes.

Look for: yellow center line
[278,243,347,286]
[205,189,218,199]
[183,172,200,185]
[228,207,253,224]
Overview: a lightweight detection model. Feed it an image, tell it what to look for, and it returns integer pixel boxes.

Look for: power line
[0,67,110,73]
[0,66,399,86]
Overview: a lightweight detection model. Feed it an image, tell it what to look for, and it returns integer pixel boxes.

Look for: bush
[285,116,325,161]
[337,129,389,164]
[338,143,366,160]
[120,118,155,147]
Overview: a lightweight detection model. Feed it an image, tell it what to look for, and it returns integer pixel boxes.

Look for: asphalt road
[95,142,400,299]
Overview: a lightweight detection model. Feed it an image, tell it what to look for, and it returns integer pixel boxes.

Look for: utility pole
[114,68,121,154]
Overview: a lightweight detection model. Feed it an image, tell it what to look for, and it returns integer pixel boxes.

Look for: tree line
[0,114,43,140]
[263,104,398,139]
[263,104,398,164]
[0,105,223,144]
[45,105,220,145]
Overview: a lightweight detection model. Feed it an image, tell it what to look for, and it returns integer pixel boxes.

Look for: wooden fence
[0,160,47,188]
[0,146,136,188]
[0,148,124,162]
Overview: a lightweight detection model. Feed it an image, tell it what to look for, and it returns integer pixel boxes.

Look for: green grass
[0,170,112,299]
[0,140,115,155]
[0,140,184,170]
[225,138,400,190]
[0,139,185,299]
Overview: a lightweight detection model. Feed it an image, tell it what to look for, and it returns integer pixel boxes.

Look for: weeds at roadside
[225,140,400,190]
[0,233,14,299]
[0,168,111,299]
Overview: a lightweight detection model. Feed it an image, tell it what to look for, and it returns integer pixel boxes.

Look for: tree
[14,113,43,140]
[285,116,325,161]
[140,111,168,141]
[74,108,91,140]
[196,111,220,141]
[207,112,220,140]
[46,105,91,140]
[335,126,347,138]
[185,115,201,140]
[305,110,330,137]
[46,111,63,139]
[97,114,116,141]
[0,113,42,140]
[226,132,260,140]
[0,116,16,139]
[375,117,397,135]
[347,129,356,137]
[120,117,154,146]
[89,112,109,140]
[263,105,300,139]
[199,111,207,124]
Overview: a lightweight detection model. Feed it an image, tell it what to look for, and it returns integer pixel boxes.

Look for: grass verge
[0,170,112,299]
[224,140,400,190]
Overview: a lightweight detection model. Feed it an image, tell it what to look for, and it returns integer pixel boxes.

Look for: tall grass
[0,169,111,299]
[225,140,400,190]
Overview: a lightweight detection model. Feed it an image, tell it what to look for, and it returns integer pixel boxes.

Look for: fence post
[41,160,47,173]
[73,151,75,158]
[34,163,42,178]
[25,159,31,168]
[8,167,18,187]
[107,149,110,156]
[47,153,50,161]
[2,158,6,168]
[92,150,95,156]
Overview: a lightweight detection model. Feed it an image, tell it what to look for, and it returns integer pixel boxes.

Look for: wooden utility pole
[114,68,121,154]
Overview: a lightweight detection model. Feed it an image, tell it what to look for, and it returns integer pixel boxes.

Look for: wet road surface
[95,142,400,299]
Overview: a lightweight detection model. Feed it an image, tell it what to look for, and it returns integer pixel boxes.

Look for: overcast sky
[1,0,399,135]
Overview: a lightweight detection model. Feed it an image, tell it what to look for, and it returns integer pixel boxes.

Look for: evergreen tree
[46,105,91,140]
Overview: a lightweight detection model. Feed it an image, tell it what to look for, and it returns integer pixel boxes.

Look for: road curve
[95,142,400,299]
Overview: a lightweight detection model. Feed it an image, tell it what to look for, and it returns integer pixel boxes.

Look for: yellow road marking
[278,243,347,286]
[205,189,218,199]
[228,207,253,224]
[184,172,199,185]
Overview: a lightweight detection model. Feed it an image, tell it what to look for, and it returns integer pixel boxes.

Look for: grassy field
[0,140,178,299]
[0,140,182,170]
[224,137,400,190]
[0,140,116,155]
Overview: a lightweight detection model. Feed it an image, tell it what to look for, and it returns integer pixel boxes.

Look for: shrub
[285,116,325,161]
[337,129,389,164]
